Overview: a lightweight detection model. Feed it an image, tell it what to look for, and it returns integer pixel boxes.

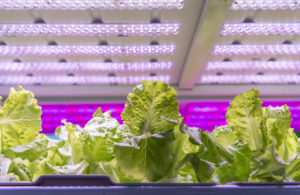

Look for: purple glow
[40,101,300,134]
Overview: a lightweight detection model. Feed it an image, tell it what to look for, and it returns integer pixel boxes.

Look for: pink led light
[0,23,180,36]
[0,45,176,56]
[0,75,171,85]
[222,23,300,35]
[0,0,184,10]
[213,45,300,55]
[0,62,172,72]
[206,61,300,71]
[40,101,300,134]
[200,75,300,84]
[231,0,300,10]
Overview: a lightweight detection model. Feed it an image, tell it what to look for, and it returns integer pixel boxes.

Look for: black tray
[0,175,300,195]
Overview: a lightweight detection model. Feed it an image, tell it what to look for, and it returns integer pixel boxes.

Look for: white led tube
[0,62,172,72]
[0,75,170,85]
[213,45,300,55]
[206,61,300,71]
[0,45,176,56]
[231,0,300,10]
[200,75,300,84]
[222,23,300,35]
[0,0,184,10]
[0,23,180,36]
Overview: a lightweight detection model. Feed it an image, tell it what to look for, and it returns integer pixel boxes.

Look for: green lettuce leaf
[84,159,140,183]
[183,126,233,182]
[212,125,237,148]
[115,118,191,182]
[42,138,71,167]
[210,125,251,183]
[7,158,38,181]
[263,106,298,162]
[286,156,300,181]
[58,122,84,164]
[61,108,127,164]
[0,86,42,149]
[2,136,49,162]
[250,144,287,182]
[178,162,198,183]
[33,160,88,181]
[114,130,175,182]
[226,89,266,151]
[121,80,180,136]
[213,141,251,184]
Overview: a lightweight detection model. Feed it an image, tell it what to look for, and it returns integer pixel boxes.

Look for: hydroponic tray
[0,175,300,195]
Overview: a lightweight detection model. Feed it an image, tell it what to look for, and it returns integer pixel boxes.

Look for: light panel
[213,45,300,55]
[181,101,300,131]
[200,75,300,84]
[222,23,300,35]
[41,104,124,133]
[0,23,180,36]
[206,61,300,71]
[0,75,170,85]
[0,62,172,72]
[0,0,184,10]
[231,0,300,10]
[0,45,176,56]
[40,102,300,134]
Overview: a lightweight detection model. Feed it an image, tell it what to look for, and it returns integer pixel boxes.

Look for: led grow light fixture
[0,0,184,10]
[222,23,300,35]
[0,75,170,85]
[0,23,180,36]
[0,62,172,72]
[213,45,300,55]
[200,75,300,84]
[40,102,300,134]
[206,61,300,71]
[0,45,176,56]
[231,0,300,10]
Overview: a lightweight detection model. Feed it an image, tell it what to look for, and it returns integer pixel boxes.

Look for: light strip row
[231,0,300,10]
[0,75,170,85]
[213,45,300,55]
[0,62,172,72]
[0,23,180,36]
[222,23,300,35]
[200,75,300,84]
[206,61,300,71]
[0,45,175,56]
[0,0,184,10]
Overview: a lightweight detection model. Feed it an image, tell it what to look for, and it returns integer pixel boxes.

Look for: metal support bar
[178,0,232,89]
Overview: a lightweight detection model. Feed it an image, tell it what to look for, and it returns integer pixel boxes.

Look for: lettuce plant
[0,82,300,184]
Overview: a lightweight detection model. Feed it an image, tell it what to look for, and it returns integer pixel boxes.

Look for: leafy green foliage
[226,89,266,151]
[115,130,175,182]
[263,106,298,162]
[0,86,42,149]
[1,83,300,184]
[121,80,180,135]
